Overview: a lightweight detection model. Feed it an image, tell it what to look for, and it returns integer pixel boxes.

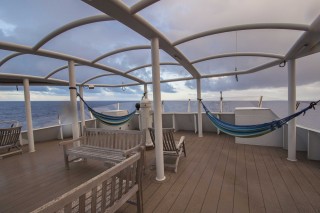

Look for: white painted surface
[151,37,165,181]
[235,107,283,147]
[287,59,297,161]
[23,78,35,152]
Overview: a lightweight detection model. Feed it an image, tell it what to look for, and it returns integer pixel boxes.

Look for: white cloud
[0,19,16,37]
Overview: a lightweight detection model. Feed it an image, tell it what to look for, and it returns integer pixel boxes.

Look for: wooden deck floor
[1,131,320,212]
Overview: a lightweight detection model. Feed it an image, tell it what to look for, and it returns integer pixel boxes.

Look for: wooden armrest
[59,137,83,146]
[176,136,185,148]
[123,144,145,156]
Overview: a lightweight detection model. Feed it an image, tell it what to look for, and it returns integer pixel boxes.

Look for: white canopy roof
[0,0,320,95]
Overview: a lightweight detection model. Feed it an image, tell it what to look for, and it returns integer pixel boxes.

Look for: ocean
[0,100,319,131]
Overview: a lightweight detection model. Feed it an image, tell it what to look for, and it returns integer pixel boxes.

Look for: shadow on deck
[0,131,320,212]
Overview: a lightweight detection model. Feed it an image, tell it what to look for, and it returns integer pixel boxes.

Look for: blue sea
[0,100,319,131]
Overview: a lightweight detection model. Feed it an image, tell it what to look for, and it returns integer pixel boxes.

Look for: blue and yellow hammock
[201,100,319,138]
[77,93,137,126]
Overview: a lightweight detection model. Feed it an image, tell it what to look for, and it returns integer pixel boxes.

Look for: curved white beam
[285,15,320,60]
[45,64,83,79]
[125,62,180,74]
[82,0,201,78]
[130,0,160,14]
[81,73,115,85]
[201,59,282,79]
[0,52,25,67]
[92,45,151,63]
[90,82,141,88]
[0,41,145,84]
[33,15,113,51]
[173,23,310,46]
[0,73,70,85]
[191,52,284,64]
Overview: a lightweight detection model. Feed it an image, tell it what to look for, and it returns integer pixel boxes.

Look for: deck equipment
[77,93,139,126]
[200,100,319,138]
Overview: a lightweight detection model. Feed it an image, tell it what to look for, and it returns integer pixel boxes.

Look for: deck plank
[272,148,319,212]
[251,146,281,213]
[245,145,266,213]
[1,132,320,213]
[201,135,231,212]
[233,144,249,213]
[167,135,220,213]
[259,146,299,213]
[216,137,236,213]
[184,134,225,213]
[149,135,211,213]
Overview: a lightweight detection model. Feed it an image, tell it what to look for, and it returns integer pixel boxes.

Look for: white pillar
[140,97,153,148]
[79,86,85,135]
[68,60,79,140]
[144,84,148,99]
[151,37,165,181]
[23,79,35,152]
[197,78,203,137]
[287,59,297,161]
[187,99,191,112]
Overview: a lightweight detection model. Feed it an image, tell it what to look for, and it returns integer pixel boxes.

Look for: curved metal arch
[81,73,115,85]
[130,0,160,14]
[0,52,25,67]
[125,62,181,74]
[32,15,114,51]
[90,82,141,88]
[191,52,284,64]
[0,41,145,84]
[173,23,310,46]
[92,45,151,63]
[201,59,282,79]
[83,0,201,78]
[45,64,83,79]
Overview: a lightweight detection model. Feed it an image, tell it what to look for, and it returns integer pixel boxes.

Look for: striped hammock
[77,93,137,126]
[201,100,318,138]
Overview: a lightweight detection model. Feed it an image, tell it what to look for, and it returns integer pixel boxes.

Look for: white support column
[144,84,148,99]
[151,37,165,181]
[23,79,35,152]
[187,99,191,112]
[197,78,203,137]
[287,59,297,161]
[68,60,79,140]
[79,86,85,135]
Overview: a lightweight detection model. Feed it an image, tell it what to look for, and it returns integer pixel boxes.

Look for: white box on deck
[235,107,283,147]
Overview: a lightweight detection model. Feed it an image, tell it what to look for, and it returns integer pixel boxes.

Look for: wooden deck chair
[148,128,186,173]
[0,126,22,159]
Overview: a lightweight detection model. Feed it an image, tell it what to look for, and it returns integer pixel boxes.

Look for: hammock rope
[77,93,139,126]
[200,100,319,138]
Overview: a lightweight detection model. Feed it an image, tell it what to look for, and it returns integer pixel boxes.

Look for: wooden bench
[60,128,145,169]
[32,152,143,213]
[0,126,22,159]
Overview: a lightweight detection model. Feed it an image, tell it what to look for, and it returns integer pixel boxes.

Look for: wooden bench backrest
[0,126,21,148]
[82,128,145,150]
[32,152,142,213]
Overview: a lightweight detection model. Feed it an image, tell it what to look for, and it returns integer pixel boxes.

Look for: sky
[0,0,320,101]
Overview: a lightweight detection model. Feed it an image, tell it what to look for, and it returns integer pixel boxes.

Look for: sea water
[0,100,319,131]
